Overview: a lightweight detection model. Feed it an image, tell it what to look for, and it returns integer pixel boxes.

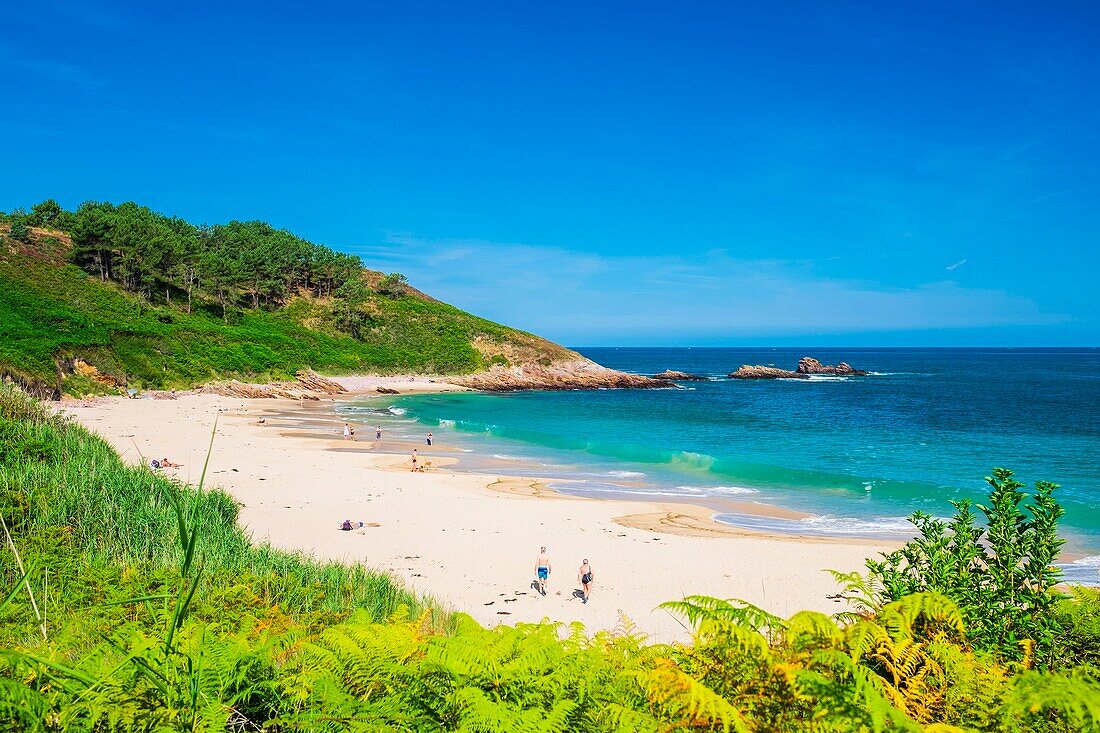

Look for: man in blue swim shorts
[535,546,552,596]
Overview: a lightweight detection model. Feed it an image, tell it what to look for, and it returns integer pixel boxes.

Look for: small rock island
[652,370,710,381]
[729,357,869,380]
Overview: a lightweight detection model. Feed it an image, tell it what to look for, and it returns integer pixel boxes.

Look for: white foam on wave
[438,419,456,428]
[492,454,524,460]
[387,406,407,416]
[676,485,759,496]
[669,451,715,471]
[608,470,646,478]
[798,514,914,535]
[1057,556,1100,586]
[805,375,849,382]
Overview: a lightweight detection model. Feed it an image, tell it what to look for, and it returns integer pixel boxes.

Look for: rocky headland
[729,357,869,380]
[450,359,666,392]
[652,370,710,381]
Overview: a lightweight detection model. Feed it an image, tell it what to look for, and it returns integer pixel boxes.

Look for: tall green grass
[0,384,438,636]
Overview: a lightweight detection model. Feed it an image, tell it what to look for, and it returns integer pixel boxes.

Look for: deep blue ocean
[345,348,1100,582]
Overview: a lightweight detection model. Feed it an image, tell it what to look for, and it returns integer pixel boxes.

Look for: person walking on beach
[534,546,552,596]
[376,425,383,441]
[411,449,418,471]
[426,431,433,446]
[578,559,594,604]
[343,423,351,440]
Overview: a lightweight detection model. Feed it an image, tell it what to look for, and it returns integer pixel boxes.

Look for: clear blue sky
[2,1,1097,346]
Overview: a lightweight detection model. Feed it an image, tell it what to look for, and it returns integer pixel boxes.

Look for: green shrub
[865,468,1066,663]
[8,218,30,243]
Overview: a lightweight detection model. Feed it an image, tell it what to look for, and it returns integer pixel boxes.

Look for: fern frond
[659,595,785,635]
[639,658,750,733]
[785,610,844,650]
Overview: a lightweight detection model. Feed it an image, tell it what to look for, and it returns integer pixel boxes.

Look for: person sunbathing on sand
[160,458,182,468]
[339,519,365,531]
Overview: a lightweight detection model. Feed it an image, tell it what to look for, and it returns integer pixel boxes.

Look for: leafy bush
[8,218,30,243]
[377,271,408,298]
[865,468,1066,663]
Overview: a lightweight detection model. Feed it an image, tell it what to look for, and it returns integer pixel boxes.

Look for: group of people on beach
[535,546,595,604]
[341,423,388,442]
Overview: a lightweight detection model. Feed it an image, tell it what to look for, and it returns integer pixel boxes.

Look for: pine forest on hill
[0,200,569,397]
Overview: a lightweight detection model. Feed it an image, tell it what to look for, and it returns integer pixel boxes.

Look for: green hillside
[0,200,570,397]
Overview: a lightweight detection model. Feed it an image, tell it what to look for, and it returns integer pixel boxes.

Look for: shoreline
[267,395,863,543]
[58,391,898,641]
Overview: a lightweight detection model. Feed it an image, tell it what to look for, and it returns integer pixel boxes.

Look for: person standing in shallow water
[534,546,551,595]
[578,559,594,604]
[426,431,433,446]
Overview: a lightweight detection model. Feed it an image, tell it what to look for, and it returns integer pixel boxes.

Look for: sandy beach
[59,385,895,643]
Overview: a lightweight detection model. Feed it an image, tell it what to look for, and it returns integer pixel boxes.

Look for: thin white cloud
[945,259,968,271]
[350,235,1062,343]
[0,45,106,89]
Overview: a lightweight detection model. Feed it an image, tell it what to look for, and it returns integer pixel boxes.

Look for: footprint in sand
[496,611,511,615]
[484,601,494,606]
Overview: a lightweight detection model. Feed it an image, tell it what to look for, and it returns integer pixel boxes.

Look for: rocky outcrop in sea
[795,357,868,376]
[729,357,869,380]
[652,370,710,381]
[728,365,807,380]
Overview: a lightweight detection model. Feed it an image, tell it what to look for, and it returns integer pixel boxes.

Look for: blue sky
[2,1,1097,345]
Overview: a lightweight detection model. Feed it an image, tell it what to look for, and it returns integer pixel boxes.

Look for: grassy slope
[0,385,434,626]
[0,231,572,394]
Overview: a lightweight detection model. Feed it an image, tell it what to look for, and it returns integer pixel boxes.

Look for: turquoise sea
[343,348,1100,583]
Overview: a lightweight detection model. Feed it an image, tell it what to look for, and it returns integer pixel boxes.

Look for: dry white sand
[59,392,894,643]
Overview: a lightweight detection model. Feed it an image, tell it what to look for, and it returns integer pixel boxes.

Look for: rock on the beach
[200,370,348,399]
[451,359,666,392]
[795,357,868,376]
[652,370,709,381]
[728,365,807,380]
[375,387,400,394]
